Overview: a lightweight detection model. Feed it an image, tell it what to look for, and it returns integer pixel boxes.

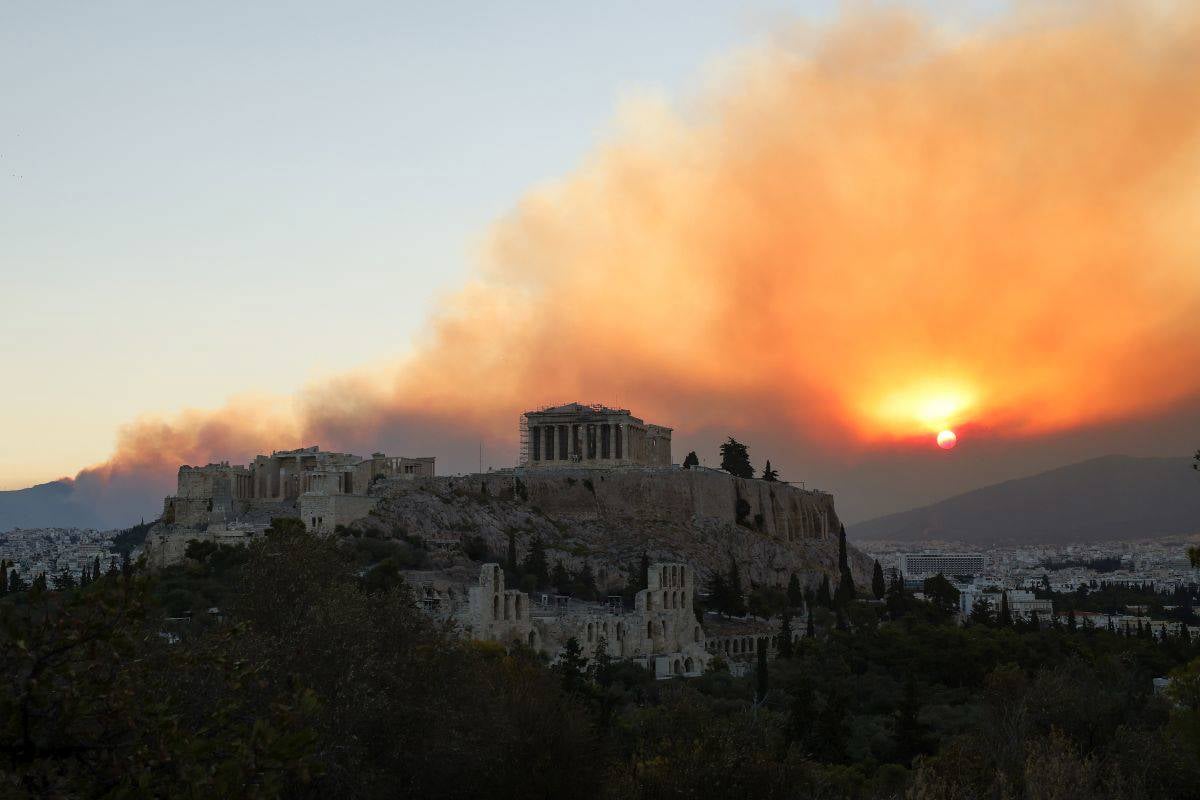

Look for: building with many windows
[899,552,987,577]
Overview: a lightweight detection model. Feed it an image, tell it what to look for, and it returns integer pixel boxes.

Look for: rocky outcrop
[360,466,874,593]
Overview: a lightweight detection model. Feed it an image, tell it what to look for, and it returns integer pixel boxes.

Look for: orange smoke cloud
[100,1,1200,478]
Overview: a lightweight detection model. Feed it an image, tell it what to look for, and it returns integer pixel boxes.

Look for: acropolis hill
[144,402,872,592]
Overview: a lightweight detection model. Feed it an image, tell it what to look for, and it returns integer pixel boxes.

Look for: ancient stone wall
[299,493,378,533]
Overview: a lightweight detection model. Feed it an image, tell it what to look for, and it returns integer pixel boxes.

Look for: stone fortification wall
[441,467,837,543]
[366,467,872,594]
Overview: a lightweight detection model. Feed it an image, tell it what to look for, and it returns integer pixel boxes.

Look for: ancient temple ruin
[465,560,709,678]
[519,403,672,469]
[162,446,435,531]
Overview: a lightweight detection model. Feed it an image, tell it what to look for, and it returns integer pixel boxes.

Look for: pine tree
[576,562,598,600]
[121,551,132,580]
[872,560,886,600]
[835,573,856,607]
[554,637,588,694]
[806,609,816,638]
[719,437,754,479]
[816,574,833,608]
[885,574,907,619]
[1067,608,1077,632]
[761,461,779,482]
[106,557,119,578]
[727,558,746,615]
[999,592,1013,627]
[591,635,613,687]
[682,451,699,469]
[969,598,994,626]
[755,641,769,704]
[1030,610,1041,631]
[92,556,101,582]
[707,570,731,614]
[8,570,26,593]
[0,560,7,595]
[506,531,518,574]
[551,560,570,593]
[522,534,549,588]
[838,526,848,573]
[777,613,794,659]
[787,573,803,607]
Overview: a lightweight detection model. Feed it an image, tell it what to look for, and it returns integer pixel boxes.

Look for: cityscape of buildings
[0,527,129,583]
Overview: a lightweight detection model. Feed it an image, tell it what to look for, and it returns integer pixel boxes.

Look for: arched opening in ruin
[492,595,499,620]
[661,620,668,638]
[661,566,667,584]
[662,590,669,609]
[493,565,501,584]
[514,595,523,619]
[587,623,594,642]
[694,626,701,643]
[673,659,682,675]
[647,620,653,639]
[684,657,694,673]
[528,629,539,648]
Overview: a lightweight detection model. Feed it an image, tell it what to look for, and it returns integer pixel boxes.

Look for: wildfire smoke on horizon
[84,1,1200,487]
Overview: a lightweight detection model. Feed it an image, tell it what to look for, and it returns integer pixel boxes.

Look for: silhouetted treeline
[4,529,1200,799]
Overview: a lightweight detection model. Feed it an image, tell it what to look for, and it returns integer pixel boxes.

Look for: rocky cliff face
[361,467,874,593]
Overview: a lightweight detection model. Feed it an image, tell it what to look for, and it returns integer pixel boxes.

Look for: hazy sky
[2,0,1012,489]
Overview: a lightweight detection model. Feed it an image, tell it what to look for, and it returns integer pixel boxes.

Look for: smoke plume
[78,1,1200,519]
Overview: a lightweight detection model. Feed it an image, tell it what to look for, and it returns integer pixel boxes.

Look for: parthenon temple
[520,403,672,468]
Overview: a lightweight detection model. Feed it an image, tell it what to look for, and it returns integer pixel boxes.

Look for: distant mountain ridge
[849,455,1200,544]
[0,480,105,532]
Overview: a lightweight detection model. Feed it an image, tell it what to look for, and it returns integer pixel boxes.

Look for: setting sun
[937,430,958,450]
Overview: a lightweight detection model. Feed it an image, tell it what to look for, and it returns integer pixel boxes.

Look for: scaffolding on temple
[517,413,530,468]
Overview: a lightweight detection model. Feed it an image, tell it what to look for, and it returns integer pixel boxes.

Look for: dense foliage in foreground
[4,530,1200,799]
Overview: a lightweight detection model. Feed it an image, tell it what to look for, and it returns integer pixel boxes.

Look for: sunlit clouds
[84,0,1200,485]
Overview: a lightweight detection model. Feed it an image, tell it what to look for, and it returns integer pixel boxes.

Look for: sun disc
[937,430,957,450]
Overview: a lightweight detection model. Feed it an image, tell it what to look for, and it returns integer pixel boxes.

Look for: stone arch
[492,565,501,584]
[528,629,539,648]
[663,590,669,609]
[673,659,683,675]
[492,594,499,620]
[685,657,694,673]
[515,595,523,619]
[661,620,668,638]
[602,621,609,637]
[647,620,654,639]
[694,626,701,643]
[661,566,667,585]
[587,622,594,642]
[504,595,512,620]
